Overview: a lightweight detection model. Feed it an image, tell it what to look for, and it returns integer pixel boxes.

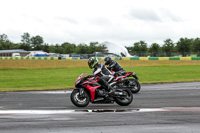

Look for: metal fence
[68,53,121,59]
[68,52,200,59]
[130,52,200,57]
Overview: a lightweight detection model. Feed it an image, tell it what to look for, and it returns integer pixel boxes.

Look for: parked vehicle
[34,53,48,57]
[25,51,48,57]
[71,54,84,59]
[70,73,133,107]
[111,71,141,93]
[12,53,20,57]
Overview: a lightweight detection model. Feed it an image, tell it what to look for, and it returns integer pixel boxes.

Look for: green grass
[0,67,90,92]
[126,65,200,83]
[0,65,200,92]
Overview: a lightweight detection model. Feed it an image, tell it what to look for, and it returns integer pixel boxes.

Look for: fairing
[84,84,101,102]
[75,73,101,102]
[75,73,88,86]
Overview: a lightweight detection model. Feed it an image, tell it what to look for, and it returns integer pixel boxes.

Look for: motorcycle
[70,73,133,107]
[111,71,141,93]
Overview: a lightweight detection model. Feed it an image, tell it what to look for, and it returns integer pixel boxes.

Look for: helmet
[88,57,98,69]
[104,57,112,65]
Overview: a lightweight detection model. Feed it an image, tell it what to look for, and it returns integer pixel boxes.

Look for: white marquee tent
[100,41,131,57]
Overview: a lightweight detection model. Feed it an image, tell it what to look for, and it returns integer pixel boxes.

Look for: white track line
[29,91,72,94]
[0,107,200,115]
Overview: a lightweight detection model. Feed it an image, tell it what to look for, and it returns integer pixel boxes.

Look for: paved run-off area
[0,82,200,133]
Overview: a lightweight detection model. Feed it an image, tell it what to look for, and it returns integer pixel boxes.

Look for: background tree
[192,38,200,56]
[0,34,9,42]
[96,44,107,53]
[162,39,174,57]
[0,41,15,50]
[34,44,43,50]
[54,44,64,54]
[30,35,44,50]
[0,34,17,50]
[42,43,50,53]
[149,43,160,57]
[17,43,31,51]
[88,42,98,54]
[131,41,148,56]
[0,34,9,50]
[176,38,192,57]
[48,45,56,53]
[21,32,31,45]
[61,42,76,54]
[87,42,107,54]
[75,43,88,54]
[0,42,2,50]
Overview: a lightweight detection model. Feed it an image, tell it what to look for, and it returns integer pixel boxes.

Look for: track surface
[0,82,200,133]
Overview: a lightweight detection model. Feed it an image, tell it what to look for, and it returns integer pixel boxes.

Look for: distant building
[0,49,30,57]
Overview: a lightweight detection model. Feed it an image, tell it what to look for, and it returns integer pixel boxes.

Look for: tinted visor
[88,60,94,69]
[105,60,109,65]
[104,58,110,65]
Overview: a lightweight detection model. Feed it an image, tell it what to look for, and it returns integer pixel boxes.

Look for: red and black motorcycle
[111,71,141,93]
[70,73,133,107]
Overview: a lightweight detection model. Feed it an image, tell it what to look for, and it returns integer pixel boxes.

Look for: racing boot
[99,78,115,95]
[107,84,115,95]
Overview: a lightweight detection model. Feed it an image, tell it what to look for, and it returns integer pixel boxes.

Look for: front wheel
[70,89,90,107]
[115,89,133,106]
[128,79,141,93]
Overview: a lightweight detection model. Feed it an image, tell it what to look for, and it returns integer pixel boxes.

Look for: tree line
[0,32,200,57]
[126,38,200,57]
[0,33,107,54]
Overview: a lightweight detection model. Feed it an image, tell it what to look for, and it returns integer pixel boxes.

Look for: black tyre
[115,89,133,106]
[70,89,90,107]
[128,79,141,93]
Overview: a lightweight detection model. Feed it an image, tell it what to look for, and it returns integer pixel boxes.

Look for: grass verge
[0,65,200,92]
[1,60,200,69]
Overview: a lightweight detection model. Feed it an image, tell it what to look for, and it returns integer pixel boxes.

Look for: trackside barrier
[192,57,200,60]
[96,57,121,60]
[169,57,179,60]
[0,57,58,60]
[62,57,80,60]
[96,57,200,60]
[0,57,79,60]
[121,57,200,60]
[0,57,200,60]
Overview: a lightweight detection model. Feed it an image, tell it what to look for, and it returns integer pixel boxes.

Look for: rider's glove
[87,75,92,78]
[107,66,111,70]
[114,72,118,77]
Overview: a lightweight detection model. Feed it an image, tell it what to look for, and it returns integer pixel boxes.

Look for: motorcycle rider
[87,57,115,95]
[104,57,126,77]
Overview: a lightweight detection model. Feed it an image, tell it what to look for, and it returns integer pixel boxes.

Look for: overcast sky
[1,0,200,46]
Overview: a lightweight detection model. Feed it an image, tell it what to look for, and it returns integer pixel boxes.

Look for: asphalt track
[0,82,200,133]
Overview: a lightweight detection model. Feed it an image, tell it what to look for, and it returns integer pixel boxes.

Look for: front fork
[79,88,85,97]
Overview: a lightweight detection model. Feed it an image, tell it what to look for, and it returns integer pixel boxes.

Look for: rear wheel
[70,89,90,107]
[115,89,133,106]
